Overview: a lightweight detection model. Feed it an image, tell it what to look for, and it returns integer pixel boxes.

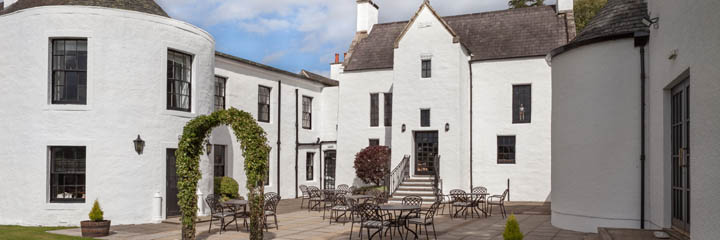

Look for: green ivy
[176,108,270,240]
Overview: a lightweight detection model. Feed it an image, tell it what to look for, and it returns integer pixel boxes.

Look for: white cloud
[261,51,287,64]
[239,18,291,34]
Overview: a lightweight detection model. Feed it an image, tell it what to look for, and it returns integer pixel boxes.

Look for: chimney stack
[557,0,573,12]
[356,0,379,33]
[334,53,340,64]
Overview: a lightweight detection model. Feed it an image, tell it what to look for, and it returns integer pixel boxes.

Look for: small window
[306,152,315,181]
[51,39,88,104]
[214,76,226,111]
[513,85,531,123]
[369,139,380,146]
[421,59,431,78]
[213,145,226,177]
[167,50,193,112]
[370,93,379,127]
[302,96,313,129]
[258,86,271,122]
[49,146,86,203]
[497,136,516,164]
[384,93,392,127]
[420,109,431,127]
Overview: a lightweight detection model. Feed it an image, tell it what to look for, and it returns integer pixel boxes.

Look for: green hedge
[214,176,239,200]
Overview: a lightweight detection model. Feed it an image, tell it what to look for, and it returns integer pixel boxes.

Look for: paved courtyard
[51,199,596,240]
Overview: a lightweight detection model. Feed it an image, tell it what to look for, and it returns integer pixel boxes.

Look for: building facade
[550,0,720,238]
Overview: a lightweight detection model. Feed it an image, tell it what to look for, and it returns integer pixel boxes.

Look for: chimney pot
[334,53,340,64]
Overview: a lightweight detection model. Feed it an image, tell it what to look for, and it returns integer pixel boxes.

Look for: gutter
[468,58,474,190]
[295,89,299,198]
[277,81,282,196]
[634,31,649,229]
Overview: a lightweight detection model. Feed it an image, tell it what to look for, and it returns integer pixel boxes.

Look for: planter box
[80,220,111,237]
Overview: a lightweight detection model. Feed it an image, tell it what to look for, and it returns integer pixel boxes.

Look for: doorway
[166,148,180,217]
[324,150,336,190]
[414,131,439,175]
[670,79,690,233]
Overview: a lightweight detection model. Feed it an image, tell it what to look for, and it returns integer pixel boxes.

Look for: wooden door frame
[413,131,439,176]
[669,77,690,233]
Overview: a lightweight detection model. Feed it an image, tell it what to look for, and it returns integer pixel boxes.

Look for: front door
[166,149,180,217]
[324,150,337,190]
[414,131,439,175]
[671,79,690,232]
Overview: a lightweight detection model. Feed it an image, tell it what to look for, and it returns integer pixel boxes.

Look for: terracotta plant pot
[80,220,111,237]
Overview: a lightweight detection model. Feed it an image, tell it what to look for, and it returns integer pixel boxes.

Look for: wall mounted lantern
[445,123,450,132]
[402,124,406,133]
[642,16,659,29]
[205,141,213,156]
[133,135,145,155]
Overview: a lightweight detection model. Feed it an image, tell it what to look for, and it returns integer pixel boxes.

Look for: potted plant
[81,199,111,237]
[503,214,524,240]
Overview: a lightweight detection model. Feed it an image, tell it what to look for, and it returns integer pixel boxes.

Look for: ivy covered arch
[176,108,270,240]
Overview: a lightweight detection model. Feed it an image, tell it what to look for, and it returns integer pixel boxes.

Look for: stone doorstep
[598,227,687,240]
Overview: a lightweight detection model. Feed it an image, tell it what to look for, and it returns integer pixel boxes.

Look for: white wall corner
[557,0,574,12]
[356,0,379,33]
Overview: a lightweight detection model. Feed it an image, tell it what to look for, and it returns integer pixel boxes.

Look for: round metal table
[465,192,489,218]
[380,204,421,239]
[220,199,248,231]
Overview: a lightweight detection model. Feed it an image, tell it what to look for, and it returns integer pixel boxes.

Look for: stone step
[403,178,434,183]
[388,196,437,203]
[407,176,435,180]
[392,191,437,197]
[396,186,435,191]
[393,190,435,195]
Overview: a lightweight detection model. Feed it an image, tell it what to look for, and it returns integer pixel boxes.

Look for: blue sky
[156,0,557,77]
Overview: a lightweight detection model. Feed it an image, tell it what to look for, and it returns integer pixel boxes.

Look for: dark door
[671,79,690,232]
[324,150,337,190]
[414,131,439,175]
[166,149,180,217]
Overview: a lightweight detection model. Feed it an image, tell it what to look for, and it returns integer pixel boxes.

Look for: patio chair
[449,189,471,219]
[408,200,442,240]
[322,190,338,219]
[205,194,237,234]
[299,185,310,209]
[435,191,454,216]
[402,195,423,218]
[264,194,282,231]
[488,189,509,218]
[264,192,278,202]
[308,186,323,211]
[330,192,351,224]
[337,184,350,192]
[471,186,488,212]
[356,203,390,240]
[367,190,388,204]
[344,197,364,240]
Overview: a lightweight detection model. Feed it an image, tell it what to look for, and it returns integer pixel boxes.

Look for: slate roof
[216,52,339,87]
[0,0,169,17]
[345,5,571,71]
[551,0,648,57]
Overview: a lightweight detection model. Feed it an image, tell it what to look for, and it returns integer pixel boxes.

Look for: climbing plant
[176,108,270,240]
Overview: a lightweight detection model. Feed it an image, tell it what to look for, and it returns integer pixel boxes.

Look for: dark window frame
[497,136,516,164]
[306,152,315,181]
[369,139,380,146]
[167,50,193,112]
[51,39,88,105]
[214,76,227,111]
[370,93,379,127]
[421,59,432,78]
[302,96,313,129]
[384,93,392,127]
[258,85,272,123]
[213,145,226,177]
[420,109,431,127]
[49,146,86,203]
[512,85,532,124]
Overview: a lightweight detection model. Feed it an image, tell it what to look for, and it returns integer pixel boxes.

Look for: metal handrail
[385,155,411,196]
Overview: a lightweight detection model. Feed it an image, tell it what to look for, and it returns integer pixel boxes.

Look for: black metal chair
[205,194,237,234]
[322,190,339,219]
[264,194,281,231]
[449,189,471,219]
[345,197,364,240]
[299,185,310,209]
[435,191,454,216]
[402,195,423,218]
[337,184,351,192]
[408,200,442,240]
[356,203,390,240]
[488,189,509,218]
[330,192,351,224]
[308,186,323,211]
[471,186,488,214]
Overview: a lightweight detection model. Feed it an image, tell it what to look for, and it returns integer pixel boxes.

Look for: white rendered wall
[646,1,720,238]
[0,6,215,226]
[214,57,330,199]
[551,39,643,233]
[471,57,552,202]
[392,4,470,192]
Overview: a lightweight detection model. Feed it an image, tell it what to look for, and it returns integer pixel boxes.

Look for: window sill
[162,110,197,119]
[44,202,87,210]
[44,104,92,112]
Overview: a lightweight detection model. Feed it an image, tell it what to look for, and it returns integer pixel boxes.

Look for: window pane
[497,136,516,164]
[166,50,192,111]
[421,109,430,127]
[513,85,531,123]
[384,93,392,127]
[306,152,314,181]
[51,39,87,104]
[303,96,312,129]
[258,86,271,122]
[50,146,86,203]
[370,94,379,127]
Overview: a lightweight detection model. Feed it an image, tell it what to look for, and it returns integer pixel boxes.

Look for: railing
[432,155,441,196]
[385,155,411,196]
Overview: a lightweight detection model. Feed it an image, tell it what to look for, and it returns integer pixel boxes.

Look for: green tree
[503,214,524,240]
[88,200,104,222]
[508,0,545,9]
[574,0,608,32]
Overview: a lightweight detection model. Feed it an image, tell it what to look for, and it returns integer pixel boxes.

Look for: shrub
[353,146,391,186]
[88,200,104,222]
[503,214,523,240]
[214,176,239,200]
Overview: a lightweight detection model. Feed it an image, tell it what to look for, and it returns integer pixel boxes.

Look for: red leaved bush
[354,146,391,186]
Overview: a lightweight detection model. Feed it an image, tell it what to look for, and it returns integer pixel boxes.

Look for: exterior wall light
[402,124,406,133]
[133,135,145,155]
[445,123,450,132]
[642,16,659,29]
[205,141,213,156]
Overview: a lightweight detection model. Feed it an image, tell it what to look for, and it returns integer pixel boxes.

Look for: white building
[550,0,720,238]
[333,0,574,202]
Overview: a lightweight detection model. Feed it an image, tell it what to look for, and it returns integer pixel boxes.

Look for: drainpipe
[295,89,299,198]
[319,140,324,189]
[635,31,649,229]
[277,81,282,196]
[468,58,474,190]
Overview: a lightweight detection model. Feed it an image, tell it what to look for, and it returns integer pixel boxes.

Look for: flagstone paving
[50,199,596,240]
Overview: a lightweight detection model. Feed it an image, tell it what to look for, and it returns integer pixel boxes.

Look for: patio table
[465,192,489,218]
[380,204,421,239]
[220,199,248,231]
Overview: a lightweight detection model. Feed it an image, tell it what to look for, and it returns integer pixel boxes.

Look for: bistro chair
[264,192,278,202]
[330,192,351,224]
[402,195,423,218]
[435,191,454,216]
[308,186,323,211]
[356,203,390,240]
[205,194,237,234]
[449,189,471,219]
[337,184,351,192]
[345,197,364,240]
[488,189,509,218]
[471,186,488,212]
[299,185,310,209]
[264,194,282,231]
[408,200,442,240]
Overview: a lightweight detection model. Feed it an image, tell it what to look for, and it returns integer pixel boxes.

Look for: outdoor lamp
[205,141,213,156]
[642,16,659,29]
[133,135,145,155]
[445,123,450,132]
